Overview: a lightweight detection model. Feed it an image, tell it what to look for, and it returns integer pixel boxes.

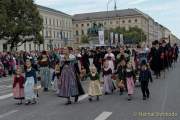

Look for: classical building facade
[0,5,73,51]
[18,5,73,51]
[0,7,179,51]
[72,8,177,46]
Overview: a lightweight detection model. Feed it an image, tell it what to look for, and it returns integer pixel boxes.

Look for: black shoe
[143,97,146,100]
[119,92,123,96]
[105,92,109,95]
[25,101,31,105]
[88,98,92,102]
[65,101,72,105]
[44,88,48,92]
[31,99,37,104]
[96,96,99,101]
[74,96,79,103]
[147,94,150,99]
[128,95,132,101]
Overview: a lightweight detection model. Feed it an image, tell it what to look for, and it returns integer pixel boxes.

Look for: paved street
[0,63,179,120]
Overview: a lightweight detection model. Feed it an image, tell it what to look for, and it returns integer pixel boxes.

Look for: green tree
[81,35,89,44]
[106,26,146,44]
[0,0,43,51]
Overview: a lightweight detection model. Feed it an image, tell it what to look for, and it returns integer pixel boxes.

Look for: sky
[35,0,180,39]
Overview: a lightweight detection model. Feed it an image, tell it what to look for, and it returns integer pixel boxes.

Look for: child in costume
[139,61,153,100]
[24,59,37,105]
[87,65,102,101]
[13,67,24,105]
[125,62,136,101]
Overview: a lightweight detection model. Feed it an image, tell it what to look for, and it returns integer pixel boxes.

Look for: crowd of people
[0,40,179,105]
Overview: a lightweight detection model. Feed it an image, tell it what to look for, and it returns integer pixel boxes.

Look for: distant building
[0,5,74,51]
[72,9,176,46]
[18,5,73,51]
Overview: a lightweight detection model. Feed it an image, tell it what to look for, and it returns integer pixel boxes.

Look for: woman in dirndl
[13,67,24,105]
[104,48,115,73]
[58,47,85,105]
[24,59,37,105]
[39,51,50,92]
[102,60,115,95]
[87,65,102,102]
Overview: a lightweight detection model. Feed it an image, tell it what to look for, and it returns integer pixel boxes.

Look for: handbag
[118,80,125,89]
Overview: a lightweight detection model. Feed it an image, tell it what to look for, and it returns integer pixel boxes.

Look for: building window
[45,18,47,24]
[46,30,48,37]
[82,30,84,35]
[53,19,55,26]
[29,44,31,51]
[110,21,113,24]
[76,30,79,36]
[122,20,125,23]
[81,24,84,27]
[57,19,58,26]
[87,23,89,27]
[104,22,106,25]
[128,20,131,23]
[116,21,119,24]
[135,19,138,23]
[76,24,78,27]
[49,18,51,25]
[54,31,56,38]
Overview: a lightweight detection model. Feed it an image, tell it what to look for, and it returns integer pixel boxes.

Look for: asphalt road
[0,62,179,120]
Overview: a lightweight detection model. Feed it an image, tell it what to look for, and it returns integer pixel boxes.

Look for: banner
[120,34,124,45]
[115,33,119,45]
[98,30,104,45]
[110,32,114,45]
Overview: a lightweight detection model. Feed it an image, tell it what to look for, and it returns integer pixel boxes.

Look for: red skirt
[13,84,24,99]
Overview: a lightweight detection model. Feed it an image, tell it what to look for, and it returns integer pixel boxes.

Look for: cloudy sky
[35,0,180,38]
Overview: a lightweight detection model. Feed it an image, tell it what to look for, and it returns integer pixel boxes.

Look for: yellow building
[72,9,171,45]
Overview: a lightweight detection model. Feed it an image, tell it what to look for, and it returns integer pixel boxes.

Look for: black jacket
[139,69,153,82]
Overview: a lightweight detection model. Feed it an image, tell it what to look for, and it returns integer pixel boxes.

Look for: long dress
[58,57,85,98]
[13,75,24,100]
[24,68,37,101]
[102,68,115,94]
[125,69,136,95]
[39,60,50,89]
[104,53,115,73]
[88,73,102,96]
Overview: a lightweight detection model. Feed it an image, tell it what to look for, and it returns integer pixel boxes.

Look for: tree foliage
[105,26,147,44]
[0,0,43,50]
[81,35,89,44]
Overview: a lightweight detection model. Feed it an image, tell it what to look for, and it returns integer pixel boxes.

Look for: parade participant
[104,48,115,73]
[125,62,136,101]
[81,49,90,74]
[102,60,115,95]
[115,58,126,95]
[139,61,153,100]
[58,47,85,105]
[149,41,161,78]
[87,65,102,102]
[93,48,102,73]
[116,47,128,65]
[24,59,37,105]
[173,43,179,62]
[39,51,50,92]
[51,61,60,93]
[13,67,24,105]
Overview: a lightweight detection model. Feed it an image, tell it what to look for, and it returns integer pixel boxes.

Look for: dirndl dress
[24,77,36,100]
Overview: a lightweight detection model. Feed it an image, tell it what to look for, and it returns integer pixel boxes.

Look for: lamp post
[106,0,117,46]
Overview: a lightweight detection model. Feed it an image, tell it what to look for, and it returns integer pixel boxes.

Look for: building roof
[73,9,145,21]
[36,5,71,17]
